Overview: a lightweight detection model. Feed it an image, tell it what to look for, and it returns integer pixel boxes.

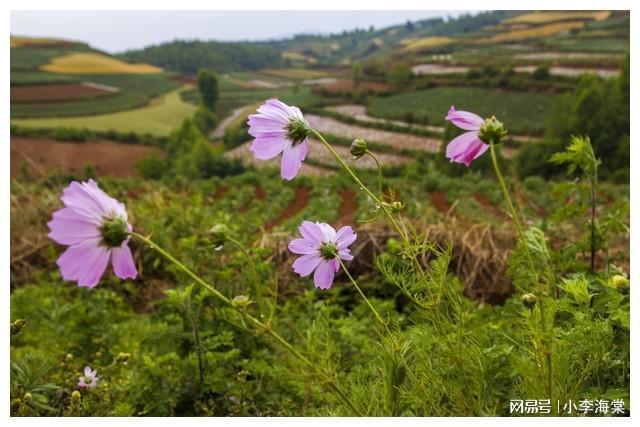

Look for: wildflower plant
[31,98,629,417]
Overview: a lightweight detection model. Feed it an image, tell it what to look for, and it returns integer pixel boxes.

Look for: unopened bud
[71,390,81,401]
[389,201,404,213]
[10,319,27,335]
[65,353,74,362]
[209,224,229,249]
[23,392,32,403]
[478,116,507,145]
[231,295,251,308]
[522,293,537,309]
[116,352,131,364]
[350,138,368,159]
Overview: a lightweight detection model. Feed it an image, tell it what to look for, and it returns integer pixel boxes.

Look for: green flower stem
[131,232,362,416]
[338,258,421,387]
[489,143,553,409]
[226,236,264,316]
[311,129,407,242]
[312,129,435,307]
[365,150,384,199]
[489,142,526,239]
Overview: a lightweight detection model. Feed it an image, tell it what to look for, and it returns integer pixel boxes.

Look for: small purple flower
[248,99,310,181]
[288,221,357,290]
[48,179,137,288]
[78,366,98,389]
[444,105,489,167]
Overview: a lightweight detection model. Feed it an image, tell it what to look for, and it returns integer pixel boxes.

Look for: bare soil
[10,82,115,103]
[11,136,161,178]
[265,187,310,230]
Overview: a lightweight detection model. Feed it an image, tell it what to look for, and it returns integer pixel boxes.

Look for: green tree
[197,69,219,110]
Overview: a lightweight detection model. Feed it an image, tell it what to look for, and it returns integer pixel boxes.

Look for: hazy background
[10,10,473,53]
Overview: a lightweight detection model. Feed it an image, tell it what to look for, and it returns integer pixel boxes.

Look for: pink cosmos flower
[48,179,137,288]
[248,99,310,180]
[78,366,98,389]
[444,105,489,167]
[288,221,357,290]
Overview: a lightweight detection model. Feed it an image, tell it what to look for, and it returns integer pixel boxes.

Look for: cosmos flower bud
[116,352,131,364]
[609,274,629,294]
[23,393,32,403]
[66,353,74,362]
[350,138,368,159]
[521,293,537,309]
[478,116,508,145]
[231,295,251,308]
[71,391,81,401]
[208,224,229,249]
[389,201,404,213]
[10,319,26,335]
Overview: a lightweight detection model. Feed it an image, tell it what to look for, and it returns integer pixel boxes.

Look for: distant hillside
[120,40,285,75]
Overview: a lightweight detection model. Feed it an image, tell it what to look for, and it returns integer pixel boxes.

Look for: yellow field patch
[476,21,585,43]
[10,35,72,48]
[41,52,162,74]
[504,11,610,25]
[400,36,455,51]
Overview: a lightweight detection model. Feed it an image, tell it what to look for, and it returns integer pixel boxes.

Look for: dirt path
[11,136,161,178]
[265,187,310,230]
[211,105,254,139]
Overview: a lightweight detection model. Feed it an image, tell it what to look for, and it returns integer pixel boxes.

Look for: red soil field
[335,189,357,227]
[10,137,161,178]
[10,83,115,103]
[265,187,310,230]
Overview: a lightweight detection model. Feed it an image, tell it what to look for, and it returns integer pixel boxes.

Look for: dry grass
[41,52,162,74]
[477,21,585,43]
[399,36,456,51]
[503,11,610,25]
[10,35,73,48]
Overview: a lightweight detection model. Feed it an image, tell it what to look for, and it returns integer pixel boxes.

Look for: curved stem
[489,143,537,278]
[310,129,407,242]
[227,236,263,316]
[365,150,384,199]
[130,232,362,416]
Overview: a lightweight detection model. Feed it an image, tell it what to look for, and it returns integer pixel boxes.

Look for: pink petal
[111,244,137,280]
[57,238,110,288]
[251,135,288,160]
[313,260,337,290]
[335,226,357,249]
[339,250,354,261]
[84,367,92,376]
[299,221,325,245]
[280,141,308,181]
[288,238,317,255]
[293,253,322,277]
[445,105,484,131]
[446,131,488,167]
[317,223,337,242]
[47,208,101,245]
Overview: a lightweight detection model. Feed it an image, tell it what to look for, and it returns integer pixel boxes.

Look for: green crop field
[12,86,196,136]
[368,87,558,134]
[11,73,179,118]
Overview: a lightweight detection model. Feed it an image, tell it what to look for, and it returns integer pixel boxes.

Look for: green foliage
[121,40,284,74]
[368,87,556,134]
[197,69,219,110]
[193,107,219,135]
[164,119,244,179]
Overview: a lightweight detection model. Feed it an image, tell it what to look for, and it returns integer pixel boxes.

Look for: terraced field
[12,86,196,136]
